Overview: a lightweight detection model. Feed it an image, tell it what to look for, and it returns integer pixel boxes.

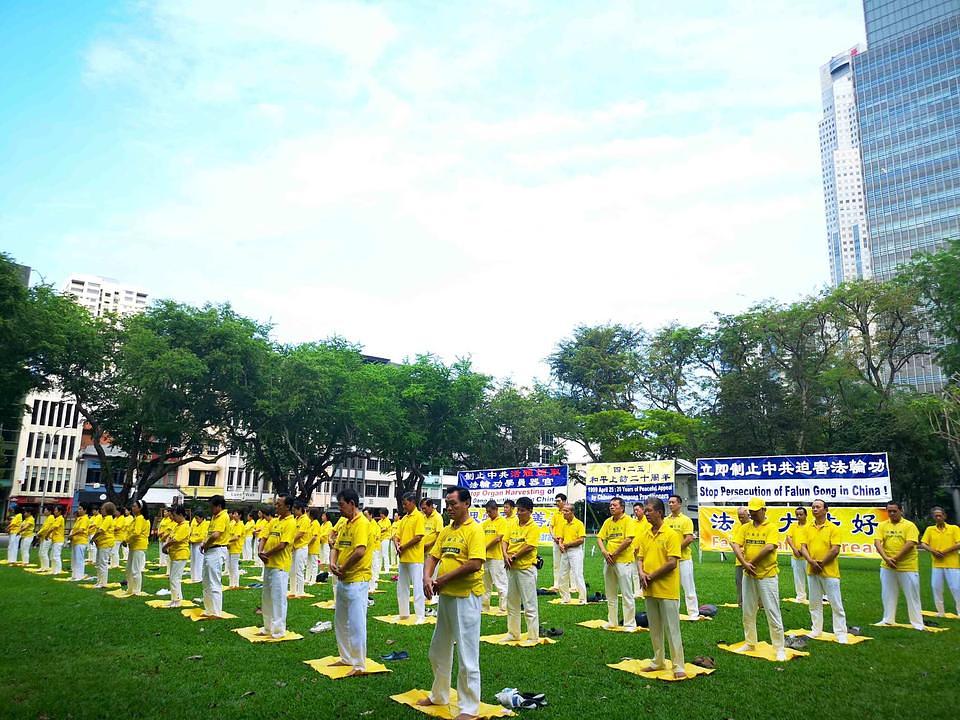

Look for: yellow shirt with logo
[786,522,809,558]
[206,510,230,547]
[7,513,22,534]
[189,518,205,543]
[254,518,269,539]
[38,514,55,540]
[631,515,650,556]
[293,513,312,550]
[737,519,780,579]
[561,517,586,545]
[308,519,323,554]
[431,517,486,597]
[506,518,540,570]
[422,511,442,549]
[636,525,682,600]
[803,520,842,578]
[20,515,35,538]
[264,515,297,571]
[664,512,695,562]
[397,509,426,563]
[921,523,960,570]
[378,517,392,544]
[95,515,115,548]
[158,516,174,540]
[481,515,507,560]
[598,515,635,563]
[70,515,90,545]
[550,509,567,539]
[228,519,245,554]
[127,516,150,551]
[167,521,191,561]
[318,520,333,544]
[335,514,375,583]
[244,519,256,538]
[878,519,920,572]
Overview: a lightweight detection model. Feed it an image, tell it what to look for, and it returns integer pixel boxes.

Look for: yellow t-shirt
[561,518,585,545]
[631,516,650,555]
[506,518,540,570]
[206,510,230,547]
[786,522,809,558]
[664,512,695,562]
[803,520,842,578]
[921,523,960,570]
[39,514,55,539]
[335,514,375,583]
[254,518,269,539]
[378,517,392,544]
[188,518,205,543]
[318,520,333,544]
[737,519,780,579]
[158,517,174,540]
[308,519,323,554]
[731,521,747,567]
[397,509,426,563]
[598,515,635,563]
[20,515,35,538]
[293,513,312,550]
[431,517,486,597]
[481,515,507,560]
[95,515,115,548]
[167,521,191,561]
[128,516,150,551]
[422,511,442,548]
[878,519,920,572]
[550,509,567,539]
[244,519,256,538]
[7,513,22,534]
[50,515,65,544]
[70,516,90,545]
[119,515,133,541]
[636,525,682,600]
[264,515,297,571]
[228,519,245,554]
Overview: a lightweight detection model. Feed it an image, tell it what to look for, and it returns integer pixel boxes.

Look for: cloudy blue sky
[0,0,865,382]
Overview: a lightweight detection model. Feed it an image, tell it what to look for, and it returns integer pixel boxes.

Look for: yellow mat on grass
[146,573,168,579]
[717,641,808,661]
[145,599,196,609]
[783,597,809,605]
[479,633,556,647]
[680,614,713,622]
[577,619,646,633]
[719,603,740,609]
[24,568,51,574]
[922,611,960,620]
[548,599,588,606]
[374,615,437,626]
[54,577,82,582]
[180,608,238,622]
[106,589,149,599]
[391,689,514,718]
[482,608,509,616]
[608,657,715,681]
[303,656,390,679]
[287,592,315,599]
[786,629,872,644]
[233,626,303,643]
[311,600,336,610]
[79,582,120,589]
[871,622,948,633]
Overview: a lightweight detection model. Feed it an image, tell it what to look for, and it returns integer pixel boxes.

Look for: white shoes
[736,642,755,653]
[807,630,822,638]
[836,635,849,644]
[775,649,787,662]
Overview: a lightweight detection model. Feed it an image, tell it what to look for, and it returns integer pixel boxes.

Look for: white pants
[170,559,187,603]
[39,538,52,570]
[289,547,308,596]
[742,575,784,650]
[808,574,847,639]
[190,543,202,581]
[507,566,539,641]
[335,580,369,671]
[320,544,330,567]
[242,536,253,561]
[127,549,146,595]
[50,541,63,574]
[96,544,111,585]
[121,542,129,561]
[483,558,509,609]
[71,543,87,580]
[87,541,96,564]
[369,548,381,591]
[880,568,923,629]
[19,536,33,564]
[558,547,586,603]
[679,558,700,618]
[646,597,684,669]
[791,556,808,600]
[7,534,20,563]
[228,553,241,587]
[388,538,397,568]
[262,567,289,637]
[111,541,121,567]
[381,539,392,570]
[202,546,227,616]
[604,562,636,629]
[429,593,482,716]
[552,543,562,588]
[159,541,169,569]
[397,561,425,619]
[306,553,319,585]
[633,562,644,598]
[254,541,264,568]
[931,567,960,615]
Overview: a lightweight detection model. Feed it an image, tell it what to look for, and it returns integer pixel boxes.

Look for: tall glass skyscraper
[853,0,960,391]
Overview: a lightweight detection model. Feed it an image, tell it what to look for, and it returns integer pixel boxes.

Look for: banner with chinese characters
[698,505,890,559]
[696,453,891,504]
[458,465,568,507]
[467,507,558,547]
[584,461,675,504]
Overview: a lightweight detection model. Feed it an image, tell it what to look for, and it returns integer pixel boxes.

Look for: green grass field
[1,539,958,720]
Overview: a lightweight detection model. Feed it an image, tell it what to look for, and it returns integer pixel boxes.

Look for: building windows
[188,470,201,486]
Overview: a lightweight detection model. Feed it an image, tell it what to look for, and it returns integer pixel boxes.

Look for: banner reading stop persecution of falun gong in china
[696,453,892,504]
[459,465,568,546]
[699,505,890,559]
[584,460,676,504]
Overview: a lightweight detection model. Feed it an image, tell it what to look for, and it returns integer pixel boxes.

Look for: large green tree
[905,238,960,377]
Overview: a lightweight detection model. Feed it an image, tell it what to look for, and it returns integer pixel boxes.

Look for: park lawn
[1,540,958,720]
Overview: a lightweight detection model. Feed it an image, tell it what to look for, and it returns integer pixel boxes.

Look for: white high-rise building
[819,45,871,286]
[63,274,149,317]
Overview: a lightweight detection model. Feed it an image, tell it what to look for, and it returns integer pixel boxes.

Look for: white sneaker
[776,649,787,661]
[603,622,615,629]
[836,635,849,644]
[155,588,170,596]
[736,642,755,653]
[367,598,375,607]
[807,630,822,638]
[257,628,270,636]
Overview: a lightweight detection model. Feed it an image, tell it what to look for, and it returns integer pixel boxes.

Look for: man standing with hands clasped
[418,486,486,720]
[800,499,847,643]
[394,492,427,623]
[200,495,230,618]
[331,489,376,676]
[875,501,923,630]
[596,497,637,630]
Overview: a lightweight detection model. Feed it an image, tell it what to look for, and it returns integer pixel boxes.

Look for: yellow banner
[468,507,558,547]
[698,505,890,559]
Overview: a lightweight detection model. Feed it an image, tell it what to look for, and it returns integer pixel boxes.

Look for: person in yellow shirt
[305,509,323,586]
[226,509,245,589]
[200,496,230,618]
[157,508,174,572]
[730,498,785,660]
[421,498,442,558]
[111,507,127,568]
[875,501,923,630]
[18,508,36,565]
[596,497,637,630]
[636,497,686,678]
[331,489,375,675]
[480,501,509,611]
[558,503,587,604]
[549,493,568,591]
[253,509,270,579]
[378,509,393,573]
[162,506,191,607]
[5,508,23,564]
[731,506,750,606]
[504,496,541,643]
[69,505,90,581]
[188,510,206,582]
[328,513,347,603]
[87,508,102,565]
[501,499,518,533]
[90,502,116,588]
[417,486,486,719]
[665,495,700,619]
[631,502,650,599]
[317,511,333,571]
[394,493,427,622]
[363,507,382,592]
[800,498,847,643]
[259,496,296,638]
[921,506,960,617]
[36,507,55,571]
[388,509,401,568]
[126,500,150,595]
[242,511,256,562]
[118,507,133,565]
[288,502,312,597]
[784,506,809,602]
[48,505,65,575]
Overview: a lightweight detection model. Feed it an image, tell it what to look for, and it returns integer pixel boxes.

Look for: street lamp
[40,427,65,516]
